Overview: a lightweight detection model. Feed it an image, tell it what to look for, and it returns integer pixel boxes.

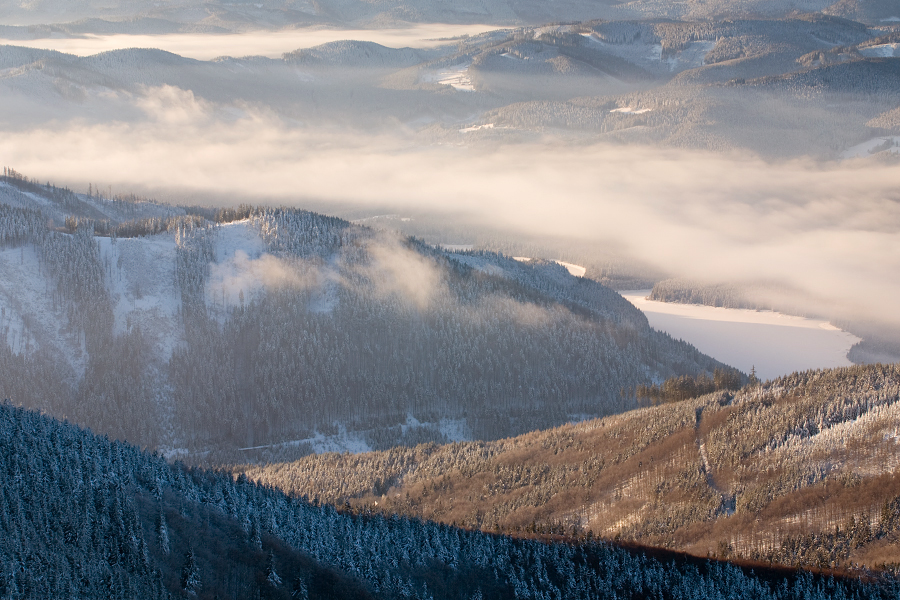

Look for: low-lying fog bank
[4,111,898,335]
[0,24,500,59]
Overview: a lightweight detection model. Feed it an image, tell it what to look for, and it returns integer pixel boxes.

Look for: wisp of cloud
[3,85,899,327]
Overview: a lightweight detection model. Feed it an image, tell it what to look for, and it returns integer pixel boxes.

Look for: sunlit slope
[1,400,890,600]
[244,362,900,571]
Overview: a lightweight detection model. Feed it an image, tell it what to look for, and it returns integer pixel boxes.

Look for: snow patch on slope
[611,107,651,114]
[841,136,900,159]
[99,233,182,362]
[860,43,900,58]
[423,63,474,91]
[0,243,84,375]
[554,260,586,277]
[513,256,586,277]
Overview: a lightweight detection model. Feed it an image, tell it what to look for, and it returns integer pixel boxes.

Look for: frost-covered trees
[170,212,725,450]
[0,176,730,453]
[1,399,891,599]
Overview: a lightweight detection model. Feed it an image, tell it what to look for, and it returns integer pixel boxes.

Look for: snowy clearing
[621,291,860,381]
[647,41,714,70]
[512,256,585,277]
[459,123,494,133]
[0,244,84,374]
[841,136,900,159]
[581,34,713,75]
[860,43,900,58]
[610,107,651,114]
[423,63,474,91]
[99,233,182,362]
[553,260,586,277]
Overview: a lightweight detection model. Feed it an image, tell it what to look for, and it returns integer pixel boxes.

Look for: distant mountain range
[0,0,897,29]
[2,16,898,160]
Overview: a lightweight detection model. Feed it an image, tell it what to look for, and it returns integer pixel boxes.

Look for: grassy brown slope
[240,363,900,571]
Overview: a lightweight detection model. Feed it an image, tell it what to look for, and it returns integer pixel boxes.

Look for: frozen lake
[621,290,861,381]
[0,24,499,60]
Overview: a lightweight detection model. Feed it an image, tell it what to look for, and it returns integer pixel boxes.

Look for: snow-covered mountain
[3,0,895,29]
[0,170,734,460]
[2,16,898,157]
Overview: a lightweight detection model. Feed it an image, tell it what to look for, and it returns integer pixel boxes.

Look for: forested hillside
[0,398,895,599]
[3,0,896,31]
[0,170,730,458]
[243,363,900,573]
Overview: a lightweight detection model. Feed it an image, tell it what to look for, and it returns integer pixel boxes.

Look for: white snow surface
[0,243,84,376]
[303,426,373,454]
[205,220,265,314]
[622,291,860,381]
[459,123,495,133]
[610,107,651,114]
[841,136,900,159]
[99,233,183,361]
[581,34,713,75]
[512,256,585,277]
[860,43,900,58]
[553,260,586,277]
[423,63,474,91]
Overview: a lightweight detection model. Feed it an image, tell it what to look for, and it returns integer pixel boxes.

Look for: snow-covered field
[459,123,495,133]
[621,291,860,381]
[0,244,83,375]
[581,34,713,75]
[99,234,182,360]
[553,260,586,277]
[513,256,586,277]
[658,40,714,71]
[0,25,498,60]
[423,63,474,91]
[860,43,900,57]
[610,107,651,114]
[841,136,900,159]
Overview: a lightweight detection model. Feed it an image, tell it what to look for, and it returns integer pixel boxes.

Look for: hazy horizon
[0,24,500,59]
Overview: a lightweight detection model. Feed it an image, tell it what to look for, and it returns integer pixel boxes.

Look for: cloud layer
[3,87,899,326]
[0,25,496,59]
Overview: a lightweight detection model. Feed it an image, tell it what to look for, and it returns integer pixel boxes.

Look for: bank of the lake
[621,290,860,381]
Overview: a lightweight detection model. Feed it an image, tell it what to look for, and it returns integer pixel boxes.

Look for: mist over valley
[0,0,899,596]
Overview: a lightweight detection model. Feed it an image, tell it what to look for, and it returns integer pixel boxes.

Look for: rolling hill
[0,170,732,460]
[242,362,900,572]
[0,395,895,599]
